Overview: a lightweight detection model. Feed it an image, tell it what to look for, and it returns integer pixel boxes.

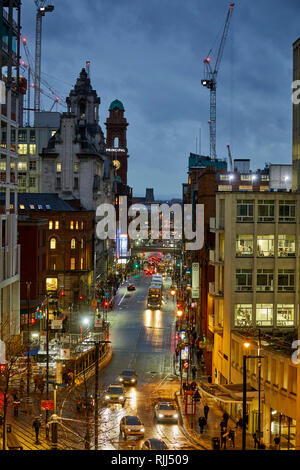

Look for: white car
[154,402,179,423]
[120,415,145,439]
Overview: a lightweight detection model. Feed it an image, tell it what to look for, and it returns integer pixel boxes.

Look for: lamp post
[242,341,263,450]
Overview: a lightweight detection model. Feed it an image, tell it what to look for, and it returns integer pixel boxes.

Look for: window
[29,130,36,143]
[236,269,252,292]
[218,185,232,192]
[278,269,295,292]
[70,221,74,230]
[80,257,84,270]
[50,237,56,250]
[234,304,252,327]
[258,200,275,222]
[261,174,269,181]
[71,238,76,249]
[278,235,295,257]
[279,200,296,222]
[76,221,79,230]
[257,235,274,257]
[70,257,75,270]
[18,144,27,155]
[49,221,53,230]
[29,160,37,171]
[29,144,36,155]
[55,220,59,230]
[18,130,27,142]
[51,130,57,137]
[257,269,273,292]
[219,174,230,181]
[241,175,251,181]
[56,162,62,173]
[81,238,84,249]
[17,162,27,171]
[256,304,273,326]
[74,177,79,189]
[19,205,25,210]
[81,221,84,230]
[236,235,253,256]
[56,177,61,189]
[29,177,36,187]
[277,305,294,327]
[74,162,79,173]
[236,200,254,222]
[0,162,6,171]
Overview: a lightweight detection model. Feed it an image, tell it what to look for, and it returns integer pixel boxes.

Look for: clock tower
[105,99,129,185]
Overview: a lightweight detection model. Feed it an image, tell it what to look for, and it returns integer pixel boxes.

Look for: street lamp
[242,340,264,450]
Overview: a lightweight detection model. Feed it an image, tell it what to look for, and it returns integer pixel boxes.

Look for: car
[76,394,95,412]
[141,438,168,450]
[154,402,179,422]
[104,384,126,406]
[120,415,145,439]
[118,369,138,386]
[127,284,136,291]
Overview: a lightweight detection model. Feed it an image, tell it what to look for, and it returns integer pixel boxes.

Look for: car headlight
[105,395,110,400]
[131,379,135,382]
[119,378,123,381]
[119,396,124,400]
[174,414,178,419]
[159,413,164,418]
[141,428,145,432]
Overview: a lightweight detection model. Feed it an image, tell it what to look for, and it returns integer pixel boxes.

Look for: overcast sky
[21,0,300,199]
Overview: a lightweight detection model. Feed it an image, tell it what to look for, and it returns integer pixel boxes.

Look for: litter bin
[212,437,220,450]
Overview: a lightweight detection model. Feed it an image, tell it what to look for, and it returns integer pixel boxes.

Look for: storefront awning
[199,381,264,404]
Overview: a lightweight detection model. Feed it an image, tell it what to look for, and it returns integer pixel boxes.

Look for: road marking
[118,291,127,306]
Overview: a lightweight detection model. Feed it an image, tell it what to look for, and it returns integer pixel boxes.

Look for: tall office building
[0,0,21,341]
[292,37,300,190]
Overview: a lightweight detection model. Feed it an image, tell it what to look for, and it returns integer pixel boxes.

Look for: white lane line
[118,290,127,306]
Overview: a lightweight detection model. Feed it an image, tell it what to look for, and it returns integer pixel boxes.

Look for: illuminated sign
[106,148,125,153]
[46,278,57,291]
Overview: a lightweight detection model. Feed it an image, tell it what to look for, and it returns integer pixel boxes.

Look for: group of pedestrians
[219,411,235,449]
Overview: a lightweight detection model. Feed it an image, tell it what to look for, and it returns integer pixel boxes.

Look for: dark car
[76,394,95,412]
[141,438,168,450]
[127,284,136,291]
[118,369,138,386]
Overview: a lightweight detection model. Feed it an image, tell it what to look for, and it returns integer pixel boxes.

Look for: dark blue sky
[21,0,300,199]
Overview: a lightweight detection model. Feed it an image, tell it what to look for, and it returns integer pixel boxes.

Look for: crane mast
[227,144,233,172]
[201,3,235,160]
[34,0,54,112]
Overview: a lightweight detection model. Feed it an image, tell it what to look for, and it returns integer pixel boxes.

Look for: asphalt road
[59,273,198,450]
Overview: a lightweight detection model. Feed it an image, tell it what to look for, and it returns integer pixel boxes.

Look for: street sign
[94,318,103,328]
[51,319,63,330]
[41,400,54,411]
[91,299,98,308]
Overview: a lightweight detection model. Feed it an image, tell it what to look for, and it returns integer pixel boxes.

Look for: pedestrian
[204,404,209,421]
[193,389,201,403]
[220,419,227,432]
[220,428,228,450]
[223,411,229,426]
[38,379,45,395]
[252,432,259,449]
[274,434,280,450]
[12,393,20,417]
[190,381,197,391]
[236,416,243,429]
[228,428,235,448]
[32,417,41,444]
[191,365,197,380]
[198,416,207,434]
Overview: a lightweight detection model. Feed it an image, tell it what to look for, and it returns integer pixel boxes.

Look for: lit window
[49,221,53,230]
[55,220,59,230]
[51,130,57,137]
[17,162,27,171]
[18,144,28,155]
[56,162,62,173]
[50,237,56,250]
[257,235,274,257]
[81,221,84,230]
[80,257,84,270]
[70,220,74,230]
[0,162,6,171]
[81,238,84,249]
[29,204,35,209]
[29,144,36,155]
[70,257,75,270]
[19,204,25,209]
[278,235,295,257]
[218,185,232,192]
[277,305,294,327]
[76,221,79,230]
[71,238,76,249]
[74,162,79,173]
[234,304,252,327]
[46,277,57,291]
[241,175,251,181]
[256,304,273,327]
[236,235,253,257]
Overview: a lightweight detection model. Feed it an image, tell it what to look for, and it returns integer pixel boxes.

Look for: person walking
[252,432,259,449]
[12,393,20,417]
[274,434,280,450]
[33,417,41,444]
[228,428,235,448]
[220,427,228,450]
[204,404,209,421]
[191,365,197,380]
[198,416,207,434]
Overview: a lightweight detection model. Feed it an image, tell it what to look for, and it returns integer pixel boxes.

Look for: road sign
[94,318,103,328]
[91,299,98,308]
[51,319,62,330]
[41,400,54,411]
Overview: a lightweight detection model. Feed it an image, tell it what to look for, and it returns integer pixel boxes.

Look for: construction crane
[34,0,54,112]
[227,144,233,172]
[201,3,235,160]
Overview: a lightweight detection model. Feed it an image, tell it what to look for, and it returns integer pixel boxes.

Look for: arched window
[81,238,84,249]
[50,237,56,250]
[71,238,76,249]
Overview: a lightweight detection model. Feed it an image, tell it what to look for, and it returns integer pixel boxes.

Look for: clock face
[113,159,121,170]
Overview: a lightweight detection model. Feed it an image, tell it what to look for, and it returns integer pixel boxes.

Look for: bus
[147,284,162,309]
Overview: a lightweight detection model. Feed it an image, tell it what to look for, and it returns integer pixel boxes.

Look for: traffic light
[176,310,183,317]
[104,300,109,308]
[31,318,36,325]
[79,295,83,301]
[60,291,65,297]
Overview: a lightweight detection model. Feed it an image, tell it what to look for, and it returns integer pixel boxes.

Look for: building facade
[0,0,21,341]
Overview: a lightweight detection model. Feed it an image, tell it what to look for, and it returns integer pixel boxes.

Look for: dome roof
[109,99,124,111]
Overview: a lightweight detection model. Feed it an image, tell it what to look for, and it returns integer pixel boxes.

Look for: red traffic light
[60,291,65,296]
[31,318,36,324]
[104,301,109,307]
[79,295,83,300]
